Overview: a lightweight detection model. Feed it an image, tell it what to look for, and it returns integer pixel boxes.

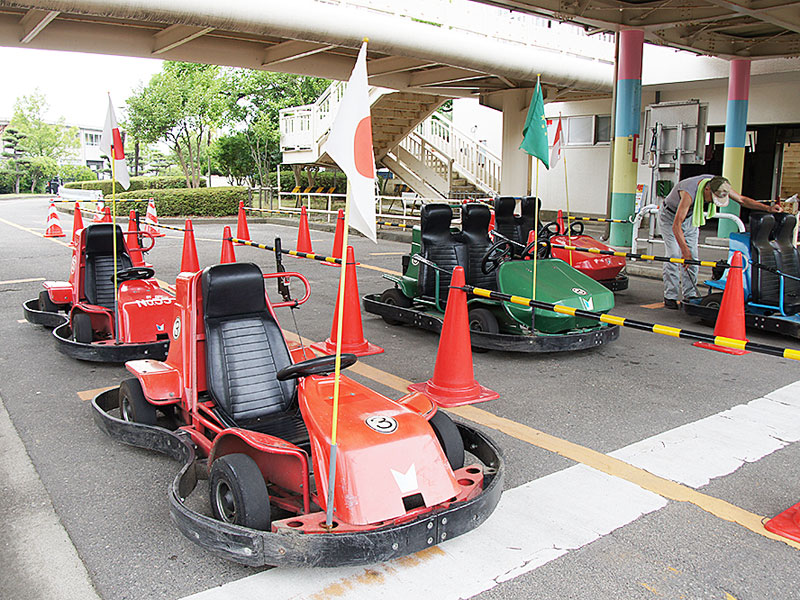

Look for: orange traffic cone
[101,206,113,223]
[180,219,200,273]
[235,201,250,246]
[296,205,313,254]
[70,202,84,247]
[92,202,106,222]
[331,209,345,258]
[311,246,383,357]
[557,209,565,234]
[144,198,165,237]
[693,250,749,355]
[765,502,800,543]
[220,226,236,264]
[126,210,145,267]
[43,201,65,237]
[408,266,499,407]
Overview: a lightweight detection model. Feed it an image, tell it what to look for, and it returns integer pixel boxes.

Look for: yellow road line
[0,217,71,248]
[77,386,116,402]
[355,263,401,276]
[282,336,799,550]
[0,277,45,285]
[641,302,665,309]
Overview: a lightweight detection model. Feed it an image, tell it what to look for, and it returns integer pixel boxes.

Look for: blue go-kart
[684,212,800,338]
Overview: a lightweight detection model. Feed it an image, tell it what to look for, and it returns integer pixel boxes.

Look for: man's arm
[672,190,694,261]
[730,190,782,213]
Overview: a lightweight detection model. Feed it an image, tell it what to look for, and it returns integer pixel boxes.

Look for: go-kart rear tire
[72,312,93,344]
[209,453,272,531]
[429,410,465,471]
[468,308,498,353]
[38,290,58,313]
[698,293,723,326]
[380,288,412,326]
[118,378,158,426]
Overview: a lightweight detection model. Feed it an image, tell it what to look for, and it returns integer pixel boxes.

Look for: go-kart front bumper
[22,298,69,328]
[683,299,800,339]
[54,322,170,362]
[363,294,619,352]
[91,388,504,568]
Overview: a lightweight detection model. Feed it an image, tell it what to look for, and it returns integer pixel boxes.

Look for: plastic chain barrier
[460,284,800,362]
[229,236,342,265]
[150,223,187,233]
[545,241,738,269]
[567,215,633,224]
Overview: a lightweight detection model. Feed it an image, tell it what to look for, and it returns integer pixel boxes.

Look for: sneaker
[663,298,679,310]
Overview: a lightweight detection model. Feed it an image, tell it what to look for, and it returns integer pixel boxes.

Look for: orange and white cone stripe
[144,198,164,237]
[43,201,65,238]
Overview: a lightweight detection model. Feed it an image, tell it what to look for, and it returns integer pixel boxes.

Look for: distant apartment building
[0,118,106,175]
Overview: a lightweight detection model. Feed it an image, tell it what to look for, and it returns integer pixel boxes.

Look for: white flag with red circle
[550,116,564,169]
[99,95,131,190]
[324,41,376,243]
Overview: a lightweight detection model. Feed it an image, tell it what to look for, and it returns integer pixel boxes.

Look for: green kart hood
[496,259,615,333]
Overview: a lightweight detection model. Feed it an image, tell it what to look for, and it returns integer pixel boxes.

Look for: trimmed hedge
[64,176,206,195]
[113,187,247,217]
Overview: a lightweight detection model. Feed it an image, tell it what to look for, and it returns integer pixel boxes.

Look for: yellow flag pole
[324,180,351,529]
[111,148,120,343]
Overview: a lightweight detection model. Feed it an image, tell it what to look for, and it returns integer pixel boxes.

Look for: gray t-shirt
[663,174,715,218]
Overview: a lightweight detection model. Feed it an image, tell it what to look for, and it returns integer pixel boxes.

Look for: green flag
[519,81,549,169]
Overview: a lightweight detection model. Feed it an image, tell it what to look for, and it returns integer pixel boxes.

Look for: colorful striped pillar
[609,29,644,247]
[719,59,751,238]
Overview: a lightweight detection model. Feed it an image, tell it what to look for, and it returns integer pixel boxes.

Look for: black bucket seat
[418,204,467,301]
[83,224,132,309]
[771,213,800,314]
[458,203,496,290]
[202,262,308,445]
[750,213,780,307]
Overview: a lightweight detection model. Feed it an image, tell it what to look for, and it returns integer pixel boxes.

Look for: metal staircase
[280,82,501,199]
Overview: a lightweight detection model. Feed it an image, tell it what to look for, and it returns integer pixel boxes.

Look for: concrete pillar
[500,88,531,197]
[719,59,751,238]
[608,29,644,247]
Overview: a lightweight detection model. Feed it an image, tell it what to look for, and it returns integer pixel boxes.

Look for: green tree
[9,90,79,160]
[220,70,329,187]
[1,127,27,194]
[126,62,225,188]
[58,164,97,182]
[25,155,58,192]
[211,132,256,185]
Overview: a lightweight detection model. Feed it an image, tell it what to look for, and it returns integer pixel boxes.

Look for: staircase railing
[280,81,502,196]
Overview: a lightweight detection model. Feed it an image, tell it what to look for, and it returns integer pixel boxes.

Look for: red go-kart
[23,223,172,362]
[91,262,503,567]
[544,220,628,291]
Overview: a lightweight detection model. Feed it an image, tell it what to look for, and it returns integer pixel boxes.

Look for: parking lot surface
[2,196,800,600]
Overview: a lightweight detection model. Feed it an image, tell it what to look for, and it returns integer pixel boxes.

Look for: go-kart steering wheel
[276,353,358,381]
[481,240,512,274]
[542,221,561,237]
[521,237,551,260]
[115,267,155,282]
[568,221,584,236]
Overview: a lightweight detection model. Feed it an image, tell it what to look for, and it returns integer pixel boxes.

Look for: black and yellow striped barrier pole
[244,207,299,217]
[460,284,800,361]
[377,221,414,229]
[229,236,342,265]
[546,241,737,269]
[150,223,187,233]
[566,215,633,224]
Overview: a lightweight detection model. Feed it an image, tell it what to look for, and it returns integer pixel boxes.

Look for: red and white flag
[99,95,130,190]
[324,41,376,243]
[549,117,564,169]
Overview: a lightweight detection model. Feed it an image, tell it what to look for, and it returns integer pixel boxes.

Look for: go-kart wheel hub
[214,481,237,524]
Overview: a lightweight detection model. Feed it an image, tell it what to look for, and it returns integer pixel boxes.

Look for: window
[551,115,612,147]
[85,133,101,146]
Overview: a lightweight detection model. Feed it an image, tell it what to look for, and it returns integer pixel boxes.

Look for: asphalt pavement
[1,195,799,600]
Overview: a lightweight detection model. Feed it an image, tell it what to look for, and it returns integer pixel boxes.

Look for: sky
[0,47,163,128]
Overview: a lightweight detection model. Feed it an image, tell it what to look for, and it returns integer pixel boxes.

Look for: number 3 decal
[365,415,398,434]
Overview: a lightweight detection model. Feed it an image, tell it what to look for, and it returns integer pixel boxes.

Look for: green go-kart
[363,203,619,352]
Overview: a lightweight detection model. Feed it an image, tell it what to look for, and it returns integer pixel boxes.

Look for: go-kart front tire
[429,410,465,471]
[380,288,412,326]
[468,308,498,353]
[119,378,158,426]
[209,453,272,531]
[71,312,93,344]
[698,293,723,326]
[38,290,59,313]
